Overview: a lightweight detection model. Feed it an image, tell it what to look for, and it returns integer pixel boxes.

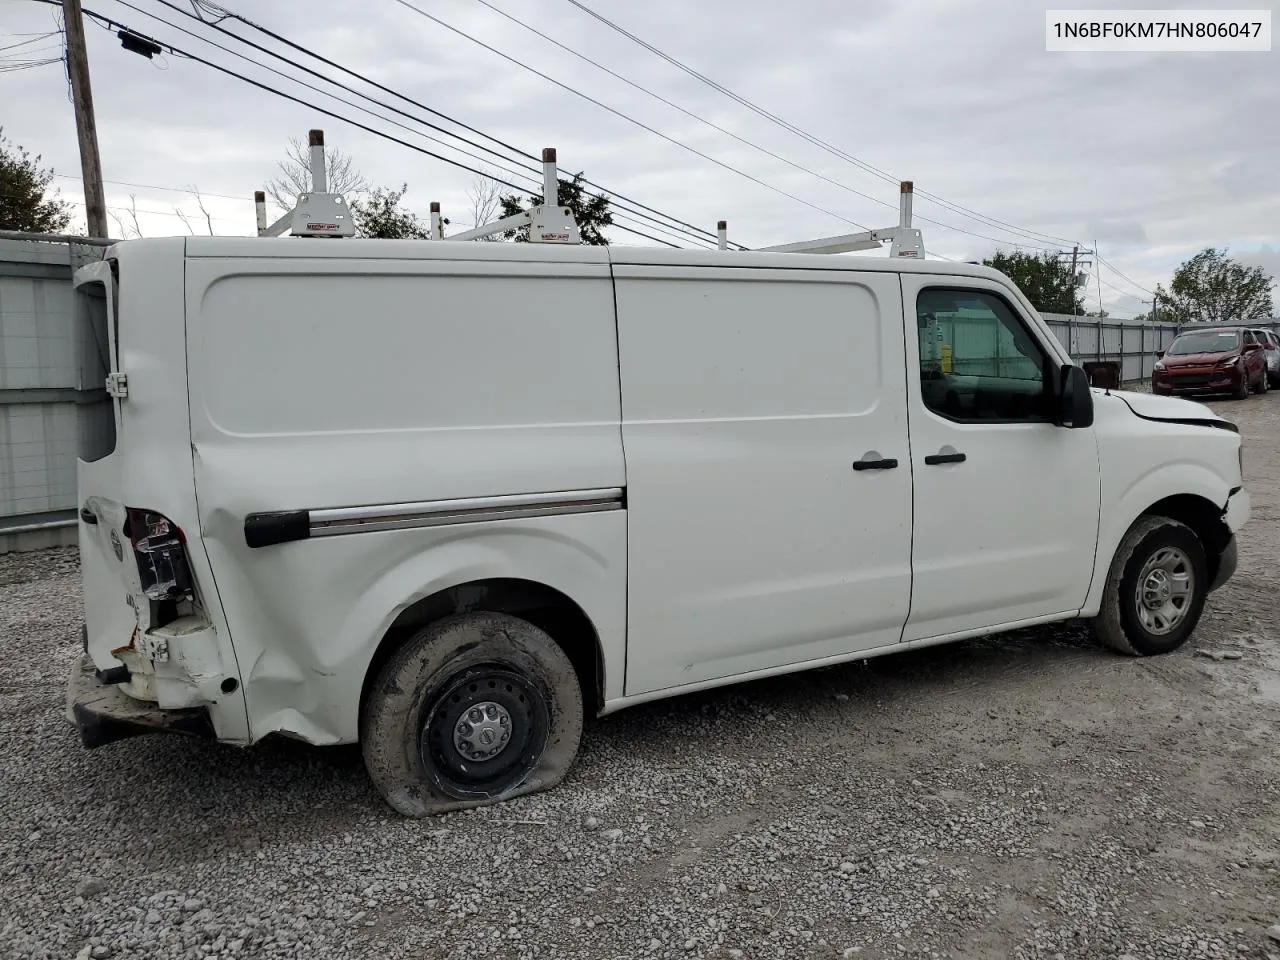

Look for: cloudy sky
[3,0,1277,315]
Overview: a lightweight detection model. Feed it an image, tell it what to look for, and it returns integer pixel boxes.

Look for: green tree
[983,250,1084,314]
[0,129,73,234]
[350,184,444,239]
[499,172,613,245]
[1165,247,1274,324]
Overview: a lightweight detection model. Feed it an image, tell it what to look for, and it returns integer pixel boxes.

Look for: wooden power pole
[61,0,108,238]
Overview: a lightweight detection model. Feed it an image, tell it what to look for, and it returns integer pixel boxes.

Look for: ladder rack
[253,129,925,258]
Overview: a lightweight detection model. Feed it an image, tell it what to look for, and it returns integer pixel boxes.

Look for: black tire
[1090,516,1208,656]
[1234,369,1250,399]
[1258,371,1270,394]
[361,612,584,817]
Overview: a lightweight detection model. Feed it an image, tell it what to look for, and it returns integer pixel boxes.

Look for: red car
[1152,327,1269,399]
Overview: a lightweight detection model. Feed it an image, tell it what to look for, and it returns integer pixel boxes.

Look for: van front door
[615,265,914,696]
[900,276,1101,642]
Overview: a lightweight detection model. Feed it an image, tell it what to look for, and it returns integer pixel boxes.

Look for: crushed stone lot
[3,395,1280,960]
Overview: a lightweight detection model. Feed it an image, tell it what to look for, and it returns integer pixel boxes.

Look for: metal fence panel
[0,235,109,552]
[1038,313,1280,385]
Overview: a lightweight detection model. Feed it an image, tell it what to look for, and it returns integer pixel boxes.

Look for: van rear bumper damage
[66,654,214,749]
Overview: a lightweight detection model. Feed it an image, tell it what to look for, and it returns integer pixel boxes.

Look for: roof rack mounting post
[429,202,443,241]
[308,129,327,195]
[754,180,925,259]
[543,147,560,209]
[449,145,580,245]
[888,181,922,259]
[251,129,356,239]
[717,220,727,251]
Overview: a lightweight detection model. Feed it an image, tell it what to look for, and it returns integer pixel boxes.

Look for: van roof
[159,235,1006,282]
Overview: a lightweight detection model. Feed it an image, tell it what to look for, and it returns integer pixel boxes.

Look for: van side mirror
[1057,365,1094,429]
[1156,349,1165,359]
[1244,342,1262,353]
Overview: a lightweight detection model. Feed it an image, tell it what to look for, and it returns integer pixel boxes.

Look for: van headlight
[1153,360,1165,372]
[1219,355,1241,367]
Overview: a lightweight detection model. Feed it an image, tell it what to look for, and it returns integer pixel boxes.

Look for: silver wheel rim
[1134,546,1194,635]
[452,701,512,762]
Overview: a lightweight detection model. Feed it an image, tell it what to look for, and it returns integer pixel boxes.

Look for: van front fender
[1082,461,1236,617]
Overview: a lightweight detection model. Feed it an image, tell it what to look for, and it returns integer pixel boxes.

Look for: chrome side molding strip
[245,488,624,548]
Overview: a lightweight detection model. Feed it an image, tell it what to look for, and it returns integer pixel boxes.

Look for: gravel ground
[3,392,1280,960]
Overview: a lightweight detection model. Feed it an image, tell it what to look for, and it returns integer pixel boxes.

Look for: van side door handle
[924,451,967,466]
[852,456,899,471]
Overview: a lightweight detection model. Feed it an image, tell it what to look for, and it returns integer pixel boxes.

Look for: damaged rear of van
[70,241,251,746]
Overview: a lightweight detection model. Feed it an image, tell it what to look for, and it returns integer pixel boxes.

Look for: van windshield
[1166,331,1240,355]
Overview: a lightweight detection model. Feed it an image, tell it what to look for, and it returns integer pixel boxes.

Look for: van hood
[1099,388,1238,432]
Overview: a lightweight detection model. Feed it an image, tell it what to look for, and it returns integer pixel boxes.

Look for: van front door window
[917,289,1051,422]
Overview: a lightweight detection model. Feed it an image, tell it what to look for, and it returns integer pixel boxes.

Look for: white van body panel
[1080,390,1247,617]
[70,236,1248,754]
[183,249,625,742]
[613,265,912,694]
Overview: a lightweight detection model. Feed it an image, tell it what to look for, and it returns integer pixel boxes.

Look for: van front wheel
[1090,516,1208,656]
[361,612,583,817]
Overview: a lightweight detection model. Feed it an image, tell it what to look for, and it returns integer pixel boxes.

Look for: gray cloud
[2,0,1276,314]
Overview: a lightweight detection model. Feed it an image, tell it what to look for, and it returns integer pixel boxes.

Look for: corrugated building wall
[0,236,109,552]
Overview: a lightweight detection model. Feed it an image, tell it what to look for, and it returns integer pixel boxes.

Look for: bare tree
[191,186,214,235]
[108,194,143,239]
[265,137,368,213]
[173,187,217,236]
[465,174,504,238]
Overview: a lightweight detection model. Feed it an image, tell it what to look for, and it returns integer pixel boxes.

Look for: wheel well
[359,579,604,721]
[1141,493,1231,577]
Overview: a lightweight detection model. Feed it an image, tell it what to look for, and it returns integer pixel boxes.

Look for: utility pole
[1094,239,1103,318]
[1055,244,1092,354]
[1069,243,1079,307]
[61,0,108,238]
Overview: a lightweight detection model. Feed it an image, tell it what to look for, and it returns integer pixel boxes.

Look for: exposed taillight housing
[123,507,193,602]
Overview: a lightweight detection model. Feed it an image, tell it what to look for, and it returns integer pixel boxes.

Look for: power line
[53,171,248,201]
[58,4,692,247]
[0,32,59,52]
[110,0,548,195]
[1097,253,1157,297]
[464,0,892,215]
[387,0,872,232]
[562,0,1081,251]
[1096,272,1147,301]
[157,0,733,248]
[0,188,239,222]
[0,56,63,72]
[52,3,700,246]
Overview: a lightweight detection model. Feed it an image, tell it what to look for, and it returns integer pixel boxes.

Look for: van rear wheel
[361,612,583,817]
[1090,516,1208,657]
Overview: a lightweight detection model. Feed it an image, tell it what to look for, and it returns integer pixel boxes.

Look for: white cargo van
[68,236,1249,817]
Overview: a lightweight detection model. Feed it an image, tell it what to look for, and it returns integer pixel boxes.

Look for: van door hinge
[105,372,129,399]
